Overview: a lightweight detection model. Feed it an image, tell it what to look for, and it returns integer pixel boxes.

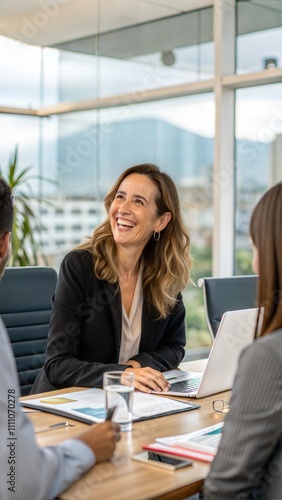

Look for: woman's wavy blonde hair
[77,163,191,318]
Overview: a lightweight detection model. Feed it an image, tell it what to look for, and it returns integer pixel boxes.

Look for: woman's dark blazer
[32,250,186,393]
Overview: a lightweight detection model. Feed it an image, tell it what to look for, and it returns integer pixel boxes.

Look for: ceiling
[0,0,281,58]
[0,0,212,47]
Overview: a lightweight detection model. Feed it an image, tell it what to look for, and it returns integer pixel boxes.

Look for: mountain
[57,117,269,196]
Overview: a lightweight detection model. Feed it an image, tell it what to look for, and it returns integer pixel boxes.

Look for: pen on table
[35,421,73,433]
[49,421,71,428]
[105,406,117,421]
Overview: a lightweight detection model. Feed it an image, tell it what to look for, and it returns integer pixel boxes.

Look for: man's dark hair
[0,177,13,236]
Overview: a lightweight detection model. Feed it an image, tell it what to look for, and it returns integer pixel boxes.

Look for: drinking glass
[103,371,134,432]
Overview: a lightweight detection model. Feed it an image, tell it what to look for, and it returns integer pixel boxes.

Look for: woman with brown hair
[203,182,282,499]
[32,163,191,394]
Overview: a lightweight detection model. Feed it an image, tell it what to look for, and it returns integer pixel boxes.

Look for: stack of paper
[143,422,224,463]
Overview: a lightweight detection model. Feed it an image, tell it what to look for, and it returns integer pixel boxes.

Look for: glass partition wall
[0,0,281,354]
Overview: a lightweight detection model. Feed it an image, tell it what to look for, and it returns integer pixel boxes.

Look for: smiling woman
[31,163,192,396]
[109,173,171,255]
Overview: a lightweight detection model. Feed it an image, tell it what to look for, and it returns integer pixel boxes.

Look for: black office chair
[198,275,258,340]
[0,266,57,395]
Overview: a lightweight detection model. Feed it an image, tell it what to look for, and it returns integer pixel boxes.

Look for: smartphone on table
[132,451,192,471]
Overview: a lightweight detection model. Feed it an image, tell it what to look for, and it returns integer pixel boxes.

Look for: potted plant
[0,148,50,266]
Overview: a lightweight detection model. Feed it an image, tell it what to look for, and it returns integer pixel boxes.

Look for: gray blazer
[203,329,282,499]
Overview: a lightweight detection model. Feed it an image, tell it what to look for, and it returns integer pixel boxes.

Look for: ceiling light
[161,50,176,67]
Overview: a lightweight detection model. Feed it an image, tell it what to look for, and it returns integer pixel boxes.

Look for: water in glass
[105,384,134,432]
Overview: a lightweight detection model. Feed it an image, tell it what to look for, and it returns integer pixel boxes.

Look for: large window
[0,36,42,108]
[237,0,282,74]
[54,95,214,349]
[235,82,282,274]
[57,8,214,103]
[1,0,282,354]
[0,114,40,184]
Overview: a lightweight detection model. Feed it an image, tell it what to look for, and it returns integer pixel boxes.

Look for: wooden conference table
[21,360,230,500]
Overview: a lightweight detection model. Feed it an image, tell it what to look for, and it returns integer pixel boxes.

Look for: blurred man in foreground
[0,177,120,500]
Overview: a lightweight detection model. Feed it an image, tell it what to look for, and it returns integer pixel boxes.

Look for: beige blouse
[118,264,143,364]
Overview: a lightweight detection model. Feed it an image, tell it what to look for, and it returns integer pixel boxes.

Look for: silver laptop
[153,308,258,398]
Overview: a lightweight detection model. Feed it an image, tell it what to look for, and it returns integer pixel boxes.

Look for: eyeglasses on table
[212,399,230,414]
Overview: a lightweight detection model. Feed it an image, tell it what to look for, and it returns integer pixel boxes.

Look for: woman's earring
[154,231,160,241]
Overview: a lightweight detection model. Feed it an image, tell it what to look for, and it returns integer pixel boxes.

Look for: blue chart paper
[74,407,106,419]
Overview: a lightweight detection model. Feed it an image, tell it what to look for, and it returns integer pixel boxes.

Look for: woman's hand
[124,366,171,393]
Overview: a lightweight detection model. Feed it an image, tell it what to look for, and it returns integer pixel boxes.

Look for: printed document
[21,388,199,424]
[157,422,223,455]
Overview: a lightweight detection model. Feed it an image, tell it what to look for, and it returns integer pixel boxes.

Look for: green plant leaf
[1,146,51,266]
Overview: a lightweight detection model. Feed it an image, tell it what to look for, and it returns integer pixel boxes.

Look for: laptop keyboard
[169,375,202,393]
